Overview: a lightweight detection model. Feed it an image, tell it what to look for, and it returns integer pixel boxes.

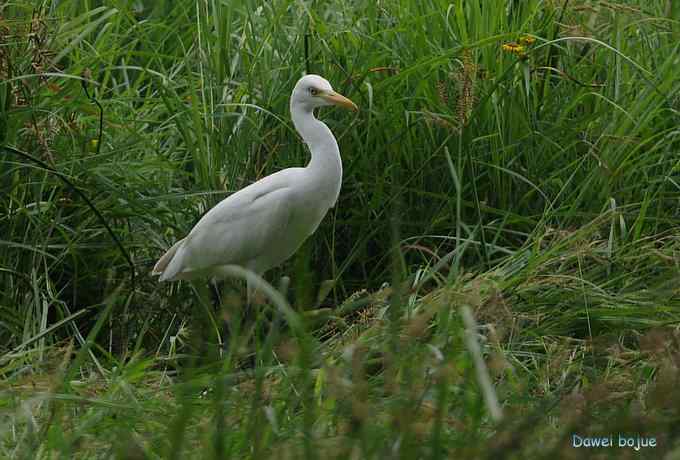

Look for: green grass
[1,0,680,458]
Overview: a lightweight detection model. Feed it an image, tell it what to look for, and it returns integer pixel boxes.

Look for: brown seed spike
[436,80,448,105]
[455,48,477,128]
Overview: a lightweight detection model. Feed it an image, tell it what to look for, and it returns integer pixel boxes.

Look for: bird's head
[291,74,358,113]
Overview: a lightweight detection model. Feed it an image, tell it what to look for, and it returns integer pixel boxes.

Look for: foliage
[1,0,679,458]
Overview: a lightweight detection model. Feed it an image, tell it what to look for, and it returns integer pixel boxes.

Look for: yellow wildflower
[519,36,536,46]
[501,42,526,55]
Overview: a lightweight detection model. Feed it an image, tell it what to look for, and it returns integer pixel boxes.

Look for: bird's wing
[160,171,298,280]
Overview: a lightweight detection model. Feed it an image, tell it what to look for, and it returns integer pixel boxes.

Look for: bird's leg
[244,276,271,364]
[245,278,258,308]
[191,281,223,364]
[208,278,232,357]
[250,276,288,368]
[278,275,291,299]
[209,279,222,309]
[251,276,289,358]
[245,278,259,356]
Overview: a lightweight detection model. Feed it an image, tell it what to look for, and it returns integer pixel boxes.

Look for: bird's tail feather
[152,238,185,280]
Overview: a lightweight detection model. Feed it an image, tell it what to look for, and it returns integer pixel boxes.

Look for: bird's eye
[309,87,318,96]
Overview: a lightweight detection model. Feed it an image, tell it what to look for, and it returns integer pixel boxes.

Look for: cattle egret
[152,75,357,287]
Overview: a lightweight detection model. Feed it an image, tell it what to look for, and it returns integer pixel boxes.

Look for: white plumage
[152,75,357,283]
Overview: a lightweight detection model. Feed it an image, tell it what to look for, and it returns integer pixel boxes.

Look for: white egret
[152,75,357,287]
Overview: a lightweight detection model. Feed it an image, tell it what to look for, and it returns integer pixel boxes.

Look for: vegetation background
[1,0,679,458]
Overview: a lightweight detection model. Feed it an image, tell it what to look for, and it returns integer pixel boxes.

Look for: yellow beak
[321,91,358,112]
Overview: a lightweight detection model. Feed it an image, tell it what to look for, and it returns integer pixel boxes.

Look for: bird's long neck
[291,105,343,203]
